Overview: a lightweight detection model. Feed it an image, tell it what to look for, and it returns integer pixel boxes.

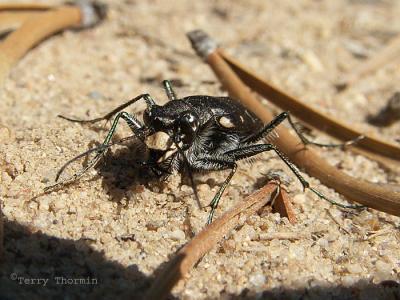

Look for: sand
[0,0,399,299]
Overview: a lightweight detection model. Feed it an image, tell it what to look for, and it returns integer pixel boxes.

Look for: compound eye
[150,116,165,131]
[143,109,161,128]
[180,113,199,133]
[176,112,199,147]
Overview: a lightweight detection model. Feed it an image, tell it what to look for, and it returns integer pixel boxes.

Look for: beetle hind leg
[285,113,364,148]
[242,111,363,149]
[225,143,364,210]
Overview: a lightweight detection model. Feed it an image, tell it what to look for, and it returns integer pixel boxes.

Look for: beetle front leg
[45,111,147,192]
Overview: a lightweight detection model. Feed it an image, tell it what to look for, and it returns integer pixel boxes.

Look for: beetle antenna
[58,93,156,124]
[144,94,156,108]
[163,80,178,101]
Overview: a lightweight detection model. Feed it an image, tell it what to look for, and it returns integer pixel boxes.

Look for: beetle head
[143,103,199,150]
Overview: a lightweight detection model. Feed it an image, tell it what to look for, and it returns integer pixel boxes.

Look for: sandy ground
[1,0,400,299]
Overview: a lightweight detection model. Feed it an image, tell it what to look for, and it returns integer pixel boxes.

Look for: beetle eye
[180,113,198,132]
[175,112,199,147]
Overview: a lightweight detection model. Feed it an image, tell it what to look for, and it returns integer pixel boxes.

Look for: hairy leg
[242,111,363,148]
[226,143,363,209]
[45,111,146,192]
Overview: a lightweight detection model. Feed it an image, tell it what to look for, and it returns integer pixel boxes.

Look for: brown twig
[145,182,278,300]
[0,6,79,86]
[0,2,106,87]
[0,12,42,34]
[218,50,400,167]
[187,30,400,217]
[336,33,400,90]
[0,3,53,11]
[272,186,297,224]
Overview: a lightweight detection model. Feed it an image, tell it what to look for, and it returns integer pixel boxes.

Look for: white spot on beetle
[218,116,235,128]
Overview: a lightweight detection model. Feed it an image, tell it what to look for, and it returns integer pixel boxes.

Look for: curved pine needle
[0,6,82,87]
[218,50,400,166]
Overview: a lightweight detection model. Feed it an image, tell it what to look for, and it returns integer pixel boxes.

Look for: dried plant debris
[217,49,400,167]
[368,92,400,126]
[0,1,400,300]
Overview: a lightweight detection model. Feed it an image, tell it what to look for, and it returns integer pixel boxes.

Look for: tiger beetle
[45,80,363,224]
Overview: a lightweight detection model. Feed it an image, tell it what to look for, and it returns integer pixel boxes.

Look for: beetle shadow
[3,218,399,299]
[209,281,400,299]
[0,219,179,300]
[90,138,168,204]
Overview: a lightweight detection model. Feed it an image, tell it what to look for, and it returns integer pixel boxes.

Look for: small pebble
[0,126,14,144]
[249,273,267,286]
[293,194,306,205]
[50,198,66,212]
[299,50,324,72]
[40,198,50,211]
[317,238,329,249]
[169,229,185,241]
[87,90,105,100]
[341,275,358,286]
[375,260,392,276]
[346,263,363,274]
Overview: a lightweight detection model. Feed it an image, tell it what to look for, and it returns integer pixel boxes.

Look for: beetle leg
[54,135,138,182]
[176,147,202,209]
[162,80,178,101]
[45,111,147,192]
[190,155,237,224]
[58,93,156,124]
[241,112,288,144]
[225,143,363,210]
[242,112,363,148]
[207,163,237,225]
[285,113,364,148]
[228,143,309,190]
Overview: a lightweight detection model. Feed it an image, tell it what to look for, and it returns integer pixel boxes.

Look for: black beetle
[46,80,362,224]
